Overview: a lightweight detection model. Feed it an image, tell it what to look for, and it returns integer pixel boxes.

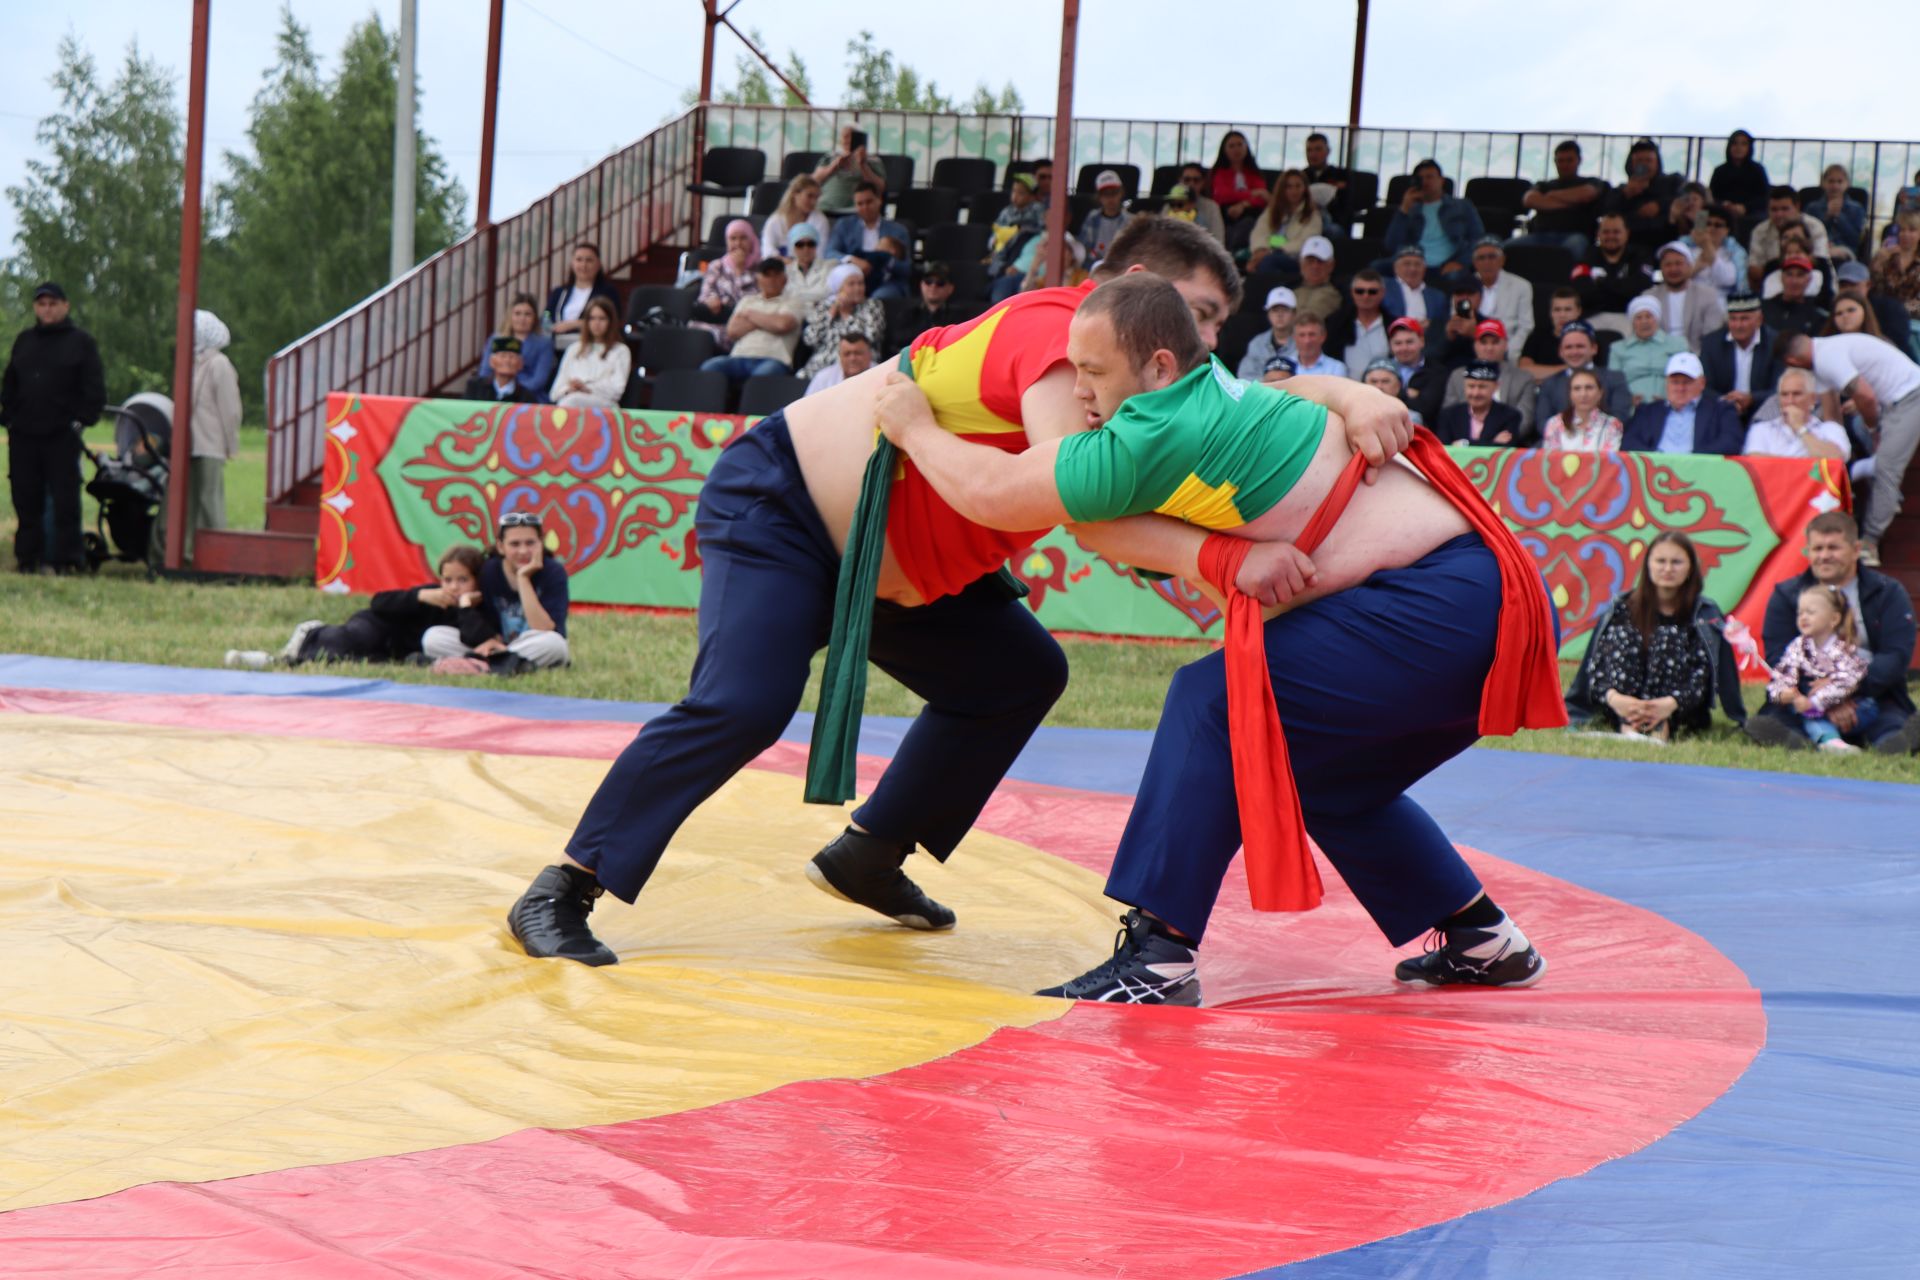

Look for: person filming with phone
[812,125,887,213]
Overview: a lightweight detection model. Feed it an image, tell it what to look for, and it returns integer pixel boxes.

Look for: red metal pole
[1345,0,1369,172]
[1043,0,1078,290]
[478,0,503,342]
[698,0,717,104]
[165,0,210,570]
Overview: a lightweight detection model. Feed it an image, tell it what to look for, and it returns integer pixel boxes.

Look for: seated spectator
[1868,210,1920,335]
[1708,129,1770,227]
[548,297,629,408]
[474,293,554,401]
[1016,230,1089,294]
[1210,130,1268,251]
[1236,285,1297,381]
[691,220,760,343]
[1540,367,1625,453]
[892,262,977,351]
[1835,260,1911,351]
[1643,241,1727,352]
[827,183,911,299]
[545,242,620,346]
[1775,330,1920,567]
[1387,317,1444,424]
[1174,163,1228,243]
[700,258,804,385]
[1434,361,1523,446]
[1756,227,1833,306]
[1809,165,1868,260]
[238,546,495,670]
[1259,354,1297,386]
[1535,320,1633,432]
[1700,293,1779,421]
[1286,313,1345,378]
[1564,531,1744,742]
[1079,170,1133,263]
[1748,187,1831,286]
[810,125,886,212]
[1573,212,1657,333]
[1762,256,1830,338]
[1383,245,1446,333]
[988,172,1048,286]
[1514,138,1607,254]
[1359,358,1413,419]
[1825,292,1885,342]
[1766,584,1874,752]
[1664,182,1710,241]
[465,335,539,403]
[1323,269,1390,374]
[1604,139,1682,250]
[804,331,875,397]
[1742,368,1850,460]
[799,265,885,379]
[1434,272,1487,368]
[761,176,832,259]
[784,224,832,304]
[1030,159,1056,209]
[848,232,913,301]
[1300,132,1350,226]
[1609,296,1691,405]
[1292,235,1340,319]
[424,514,571,675]
[1248,169,1322,275]
[1688,205,1747,298]
[1467,237,1535,353]
[1442,318,1539,422]
[1519,287,1586,379]
[1622,352,1745,454]
[1746,510,1919,753]
[1384,158,1483,273]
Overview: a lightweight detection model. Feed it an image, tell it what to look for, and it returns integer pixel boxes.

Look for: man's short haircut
[1414,157,1443,177]
[1777,366,1815,393]
[1806,509,1859,542]
[754,257,785,275]
[1598,210,1627,226]
[1629,138,1659,156]
[854,180,882,199]
[1076,273,1209,378]
[1306,131,1329,148]
[840,331,874,349]
[1551,285,1582,304]
[1768,185,1799,204]
[1352,268,1384,286]
[1555,139,1582,157]
[1097,214,1243,311]
[1771,329,1809,365]
[1293,312,1326,332]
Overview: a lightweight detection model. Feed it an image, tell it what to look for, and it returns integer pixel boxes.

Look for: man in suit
[1622,352,1746,454]
[1434,360,1525,446]
[1387,317,1445,424]
[1699,293,1778,422]
[1383,246,1448,359]
[1535,320,1633,434]
[1641,241,1727,352]
[463,336,538,403]
[826,182,912,299]
[1441,318,1538,424]
[1468,237,1535,353]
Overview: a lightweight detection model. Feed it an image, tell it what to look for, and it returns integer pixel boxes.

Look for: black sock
[1143,913,1198,949]
[1441,895,1503,932]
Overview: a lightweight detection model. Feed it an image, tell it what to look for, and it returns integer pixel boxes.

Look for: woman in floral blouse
[1541,368,1624,453]
[799,264,885,378]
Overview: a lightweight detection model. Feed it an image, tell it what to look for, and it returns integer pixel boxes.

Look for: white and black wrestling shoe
[1037,909,1201,1006]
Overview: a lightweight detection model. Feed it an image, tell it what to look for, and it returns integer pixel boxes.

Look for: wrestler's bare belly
[1235,414,1473,618]
[783,364,928,605]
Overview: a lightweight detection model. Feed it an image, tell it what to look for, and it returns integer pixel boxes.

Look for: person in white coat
[548,297,630,408]
[187,309,242,560]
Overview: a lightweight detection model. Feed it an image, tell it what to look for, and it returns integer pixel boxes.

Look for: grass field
[3,428,1914,783]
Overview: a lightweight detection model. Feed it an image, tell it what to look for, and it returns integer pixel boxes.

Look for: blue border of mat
[4,656,1915,1279]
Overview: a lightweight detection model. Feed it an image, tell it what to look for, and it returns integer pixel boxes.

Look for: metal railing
[263,109,700,502]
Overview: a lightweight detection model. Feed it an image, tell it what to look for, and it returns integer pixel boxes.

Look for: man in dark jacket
[1747,510,1919,753]
[1622,353,1747,454]
[1434,361,1525,446]
[463,336,539,403]
[1699,295,1778,422]
[1,282,105,573]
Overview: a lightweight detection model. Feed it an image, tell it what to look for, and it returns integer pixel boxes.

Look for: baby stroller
[81,392,173,572]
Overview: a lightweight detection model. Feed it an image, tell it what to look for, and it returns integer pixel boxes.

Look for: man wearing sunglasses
[1324,269,1390,375]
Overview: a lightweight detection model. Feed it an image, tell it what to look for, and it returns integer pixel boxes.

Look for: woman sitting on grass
[1563,531,1746,742]
[228,546,494,669]
[421,512,570,676]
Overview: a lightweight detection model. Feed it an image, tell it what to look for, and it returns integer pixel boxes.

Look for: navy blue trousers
[1105,534,1514,948]
[567,412,1068,902]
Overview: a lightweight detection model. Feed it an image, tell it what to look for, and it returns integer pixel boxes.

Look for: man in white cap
[1236,284,1298,380]
[1607,295,1690,405]
[1642,241,1726,353]
[1078,169,1133,262]
[1622,351,1746,454]
[1293,234,1341,319]
[1776,328,1920,566]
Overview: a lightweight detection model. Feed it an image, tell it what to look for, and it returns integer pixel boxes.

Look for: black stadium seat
[1150,164,1186,197]
[739,375,809,416]
[875,153,915,199]
[1344,170,1379,213]
[624,285,694,329]
[780,150,817,185]
[932,157,997,200]
[895,187,963,230]
[638,326,716,374]
[1465,177,1533,216]
[1216,313,1268,374]
[1502,243,1575,289]
[649,369,729,413]
[749,184,785,216]
[920,222,992,265]
[687,147,766,200]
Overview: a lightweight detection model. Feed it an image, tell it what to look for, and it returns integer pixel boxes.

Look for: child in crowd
[1767,584,1874,752]
[227,546,495,669]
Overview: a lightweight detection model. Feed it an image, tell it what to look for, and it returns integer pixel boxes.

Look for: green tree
[3,37,183,401]
[205,8,465,416]
[844,30,1016,114]
[969,82,1025,115]
[710,28,812,106]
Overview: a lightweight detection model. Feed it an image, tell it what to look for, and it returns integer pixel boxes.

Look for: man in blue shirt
[1622,352,1746,454]
[1384,160,1485,272]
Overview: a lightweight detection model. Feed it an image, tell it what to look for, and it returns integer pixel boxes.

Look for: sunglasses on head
[500,512,542,529]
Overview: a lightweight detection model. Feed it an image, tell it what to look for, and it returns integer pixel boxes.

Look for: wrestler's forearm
[1071,516,1223,611]
[894,424,1070,530]
[1284,375,1372,419]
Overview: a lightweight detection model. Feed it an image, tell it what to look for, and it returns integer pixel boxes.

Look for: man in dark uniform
[2,282,105,573]
[463,335,538,403]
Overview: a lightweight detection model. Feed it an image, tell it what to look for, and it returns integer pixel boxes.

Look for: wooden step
[266,502,320,537]
[191,529,313,580]
[287,477,324,508]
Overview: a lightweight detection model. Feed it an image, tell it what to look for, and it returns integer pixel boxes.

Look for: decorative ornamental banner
[319,395,1848,664]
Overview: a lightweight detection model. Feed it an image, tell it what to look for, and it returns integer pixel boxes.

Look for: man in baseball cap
[1440,317,1538,426]
[3,279,104,573]
[1622,348,1746,454]
[1435,357,1524,446]
[1293,234,1341,319]
[1235,285,1299,381]
[1080,169,1133,264]
[1762,253,1830,338]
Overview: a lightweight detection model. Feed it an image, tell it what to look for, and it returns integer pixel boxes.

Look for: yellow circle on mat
[0,714,1117,1212]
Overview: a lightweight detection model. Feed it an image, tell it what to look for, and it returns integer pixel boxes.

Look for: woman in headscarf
[798,263,885,378]
[188,309,242,562]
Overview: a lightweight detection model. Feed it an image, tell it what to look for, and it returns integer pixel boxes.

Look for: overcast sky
[4,0,1915,257]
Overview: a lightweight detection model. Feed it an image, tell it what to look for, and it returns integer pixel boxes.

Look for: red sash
[1196,428,1567,912]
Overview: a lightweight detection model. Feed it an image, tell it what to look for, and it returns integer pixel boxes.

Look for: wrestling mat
[0,655,1913,1278]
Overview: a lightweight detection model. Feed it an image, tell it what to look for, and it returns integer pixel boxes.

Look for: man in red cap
[1441,318,1539,425]
[1388,316,1444,424]
[1762,255,1831,338]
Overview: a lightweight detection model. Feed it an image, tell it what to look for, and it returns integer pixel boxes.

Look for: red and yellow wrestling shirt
[890,281,1097,601]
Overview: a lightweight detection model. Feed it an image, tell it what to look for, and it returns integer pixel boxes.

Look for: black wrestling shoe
[508,864,618,966]
[1394,921,1546,988]
[1743,715,1809,751]
[1036,909,1201,1006]
[805,827,955,930]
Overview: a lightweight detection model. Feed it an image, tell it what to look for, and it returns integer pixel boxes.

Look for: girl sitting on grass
[226,546,495,669]
[1767,584,1874,753]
